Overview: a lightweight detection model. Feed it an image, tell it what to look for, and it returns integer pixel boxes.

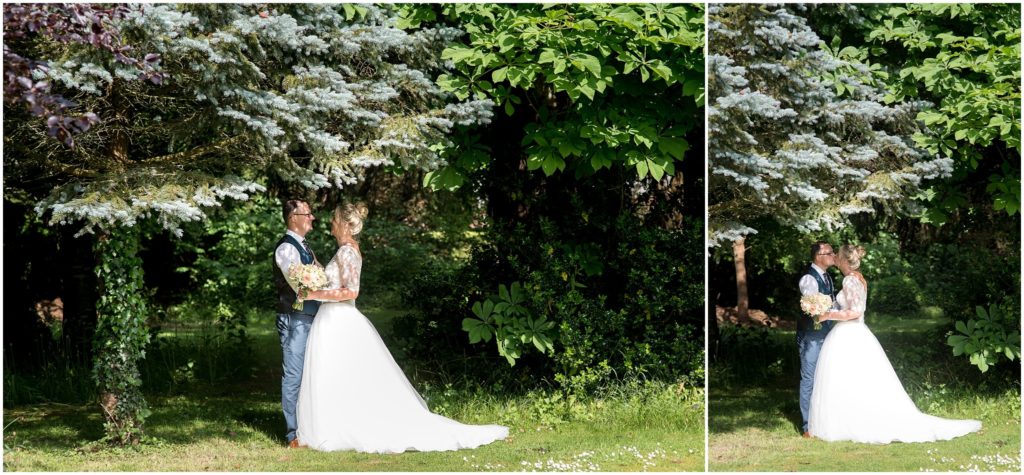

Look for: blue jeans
[277,312,314,443]
[797,327,829,433]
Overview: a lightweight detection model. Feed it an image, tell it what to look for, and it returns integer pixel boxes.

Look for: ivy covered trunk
[93,228,151,445]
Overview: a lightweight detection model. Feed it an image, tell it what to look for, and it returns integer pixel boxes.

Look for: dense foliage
[3,3,163,146]
[394,214,704,394]
[807,3,1021,222]
[402,3,704,187]
[708,3,952,245]
[378,4,706,395]
[4,3,491,235]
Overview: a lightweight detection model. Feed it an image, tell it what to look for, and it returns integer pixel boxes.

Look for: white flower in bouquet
[286,263,329,311]
[800,293,833,330]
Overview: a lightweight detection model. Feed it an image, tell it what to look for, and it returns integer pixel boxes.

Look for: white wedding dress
[808,275,981,443]
[295,244,508,453]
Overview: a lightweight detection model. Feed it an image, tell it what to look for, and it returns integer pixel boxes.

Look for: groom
[796,240,837,438]
[273,199,321,448]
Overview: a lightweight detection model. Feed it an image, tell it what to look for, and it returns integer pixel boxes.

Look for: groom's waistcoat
[273,234,321,316]
[798,265,835,333]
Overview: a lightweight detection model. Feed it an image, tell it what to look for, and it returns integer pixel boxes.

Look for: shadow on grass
[4,390,287,451]
[3,404,105,450]
[710,382,803,436]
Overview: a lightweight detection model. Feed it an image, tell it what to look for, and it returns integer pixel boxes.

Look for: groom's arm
[275,243,302,293]
[798,275,817,296]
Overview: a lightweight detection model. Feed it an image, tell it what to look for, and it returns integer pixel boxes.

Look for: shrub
[947,304,1022,373]
[396,213,704,395]
[870,274,922,315]
[914,243,1014,317]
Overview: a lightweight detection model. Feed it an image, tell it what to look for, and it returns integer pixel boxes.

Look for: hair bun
[338,202,368,236]
[353,202,369,220]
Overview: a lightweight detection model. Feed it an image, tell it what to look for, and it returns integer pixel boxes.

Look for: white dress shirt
[799,263,831,296]
[275,230,307,293]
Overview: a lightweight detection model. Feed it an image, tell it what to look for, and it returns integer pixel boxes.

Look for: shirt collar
[811,263,827,277]
[286,229,304,243]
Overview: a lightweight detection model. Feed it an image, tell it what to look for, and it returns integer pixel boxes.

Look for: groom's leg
[797,331,823,433]
[278,313,313,443]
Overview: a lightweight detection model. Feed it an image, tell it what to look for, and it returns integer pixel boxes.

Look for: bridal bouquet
[800,293,832,330]
[287,264,329,310]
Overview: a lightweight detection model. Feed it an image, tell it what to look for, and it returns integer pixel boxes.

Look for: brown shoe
[802,431,811,439]
[288,439,301,448]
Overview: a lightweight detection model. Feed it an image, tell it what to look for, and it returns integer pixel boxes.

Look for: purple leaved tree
[3,3,163,146]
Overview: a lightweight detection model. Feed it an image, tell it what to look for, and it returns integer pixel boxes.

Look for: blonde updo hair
[838,244,866,271]
[334,202,369,237]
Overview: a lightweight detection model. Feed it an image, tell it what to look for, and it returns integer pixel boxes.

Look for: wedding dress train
[295,244,508,453]
[808,276,981,444]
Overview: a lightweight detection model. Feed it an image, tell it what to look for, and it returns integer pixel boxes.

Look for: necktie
[301,239,318,264]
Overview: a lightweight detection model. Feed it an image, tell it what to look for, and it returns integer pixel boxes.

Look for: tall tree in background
[405,3,705,225]
[3,3,489,444]
[707,4,952,319]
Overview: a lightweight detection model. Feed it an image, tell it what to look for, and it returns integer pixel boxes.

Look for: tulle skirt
[808,320,981,444]
[296,301,508,453]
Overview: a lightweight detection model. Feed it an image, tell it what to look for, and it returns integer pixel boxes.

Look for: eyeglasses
[817,252,835,256]
[292,213,314,218]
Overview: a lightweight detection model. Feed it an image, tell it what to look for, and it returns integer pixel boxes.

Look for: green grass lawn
[3,308,703,471]
[709,313,1021,472]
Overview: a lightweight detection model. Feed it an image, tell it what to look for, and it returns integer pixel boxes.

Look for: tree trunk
[93,229,150,445]
[708,292,721,363]
[733,237,749,320]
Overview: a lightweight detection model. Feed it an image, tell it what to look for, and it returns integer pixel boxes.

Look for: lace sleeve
[841,275,866,320]
[336,245,361,293]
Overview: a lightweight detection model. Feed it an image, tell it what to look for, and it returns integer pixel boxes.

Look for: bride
[295,203,508,453]
[808,244,982,444]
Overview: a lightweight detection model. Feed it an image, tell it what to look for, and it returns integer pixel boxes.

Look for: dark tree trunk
[680,124,705,222]
[708,292,720,363]
[480,94,535,229]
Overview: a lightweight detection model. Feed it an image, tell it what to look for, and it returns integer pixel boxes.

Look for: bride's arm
[829,278,866,321]
[307,287,358,301]
[307,245,360,301]
[823,309,859,321]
